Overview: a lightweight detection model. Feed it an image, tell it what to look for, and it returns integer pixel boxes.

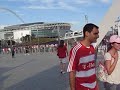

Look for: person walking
[25,46,29,55]
[11,46,15,58]
[104,35,120,90]
[57,40,68,74]
[67,23,99,90]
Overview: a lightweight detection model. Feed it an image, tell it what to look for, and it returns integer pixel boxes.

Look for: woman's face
[112,42,120,50]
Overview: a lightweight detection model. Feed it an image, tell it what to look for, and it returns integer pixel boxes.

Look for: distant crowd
[0,44,58,55]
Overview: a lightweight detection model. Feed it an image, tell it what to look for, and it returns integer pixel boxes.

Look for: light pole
[28,30,32,45]
[37,29,39,45]
[57,25,60,45]
[9,36,13,48]
[84,15,88,24]
[115,16,120,35]
[79,13,88,24]
[37,29,40,46]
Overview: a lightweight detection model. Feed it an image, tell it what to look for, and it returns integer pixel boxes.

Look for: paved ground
[0,52,105,90]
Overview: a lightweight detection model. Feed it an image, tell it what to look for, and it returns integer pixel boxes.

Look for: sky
[0,0,112,31]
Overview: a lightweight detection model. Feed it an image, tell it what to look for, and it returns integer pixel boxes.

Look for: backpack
[96,58,108,82]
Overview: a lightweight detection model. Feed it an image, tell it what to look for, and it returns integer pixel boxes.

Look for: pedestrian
[67,23,99,90]
[57,40,68,74]
[25,46,29,55]
[11,46,15,58]
[104,35,120,90]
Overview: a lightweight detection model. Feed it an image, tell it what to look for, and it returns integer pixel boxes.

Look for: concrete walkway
[0,52,105,90]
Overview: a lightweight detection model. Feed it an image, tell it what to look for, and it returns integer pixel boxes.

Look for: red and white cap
[109,35,120,43]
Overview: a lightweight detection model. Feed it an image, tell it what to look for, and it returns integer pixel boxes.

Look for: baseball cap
[109,35,120,43]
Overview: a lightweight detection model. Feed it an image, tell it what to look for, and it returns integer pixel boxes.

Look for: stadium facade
[0,22,71,42]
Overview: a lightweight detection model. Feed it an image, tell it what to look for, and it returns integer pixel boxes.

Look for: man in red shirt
[67,23,99,90]
[57,40,68,74]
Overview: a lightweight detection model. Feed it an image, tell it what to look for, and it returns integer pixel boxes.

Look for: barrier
[63,31,83,40]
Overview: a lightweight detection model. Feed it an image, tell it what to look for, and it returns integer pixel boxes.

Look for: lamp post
[79,13,88,24]
[0,38,1,54]
[57,25,60,45]
[84,15,88,24]
[115,16,120,35]
[37,29,40,46]
[9,36,13,48]
[28,30,32,45]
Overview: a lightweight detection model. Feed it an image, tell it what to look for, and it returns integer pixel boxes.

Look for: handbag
[96,61,108,82]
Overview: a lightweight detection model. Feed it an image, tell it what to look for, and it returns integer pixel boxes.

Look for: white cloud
[25,0,54,4]
[101,0,110,3]
[5,0,89,11]
[21,1,77,11]
[74,0,91,4]
[96,0,111,3]
[24,5,55,9]
[7,0,111,11]
[40,0,54,4]
[58,2,77,11]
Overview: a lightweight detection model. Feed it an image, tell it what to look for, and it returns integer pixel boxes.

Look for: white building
[0,22,71,42]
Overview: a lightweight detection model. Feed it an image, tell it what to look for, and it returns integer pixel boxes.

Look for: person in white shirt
[104,35,120,90]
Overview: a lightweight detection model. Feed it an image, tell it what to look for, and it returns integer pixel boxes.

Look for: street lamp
[9,36,13,47]
[37,29,40,46]
[115,16,120,35]
[84,15,88,24]
[79,12,88,24]
[57,25,60,45]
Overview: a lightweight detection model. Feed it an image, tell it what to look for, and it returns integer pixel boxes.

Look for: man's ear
[85,31,89,37]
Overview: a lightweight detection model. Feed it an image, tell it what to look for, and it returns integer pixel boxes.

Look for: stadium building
[0,22,71,42]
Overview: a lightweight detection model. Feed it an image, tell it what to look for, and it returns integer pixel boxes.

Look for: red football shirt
[57,45,67,58]
[67,43,97,90]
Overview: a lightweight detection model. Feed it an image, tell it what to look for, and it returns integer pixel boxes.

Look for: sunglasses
[112,42,120,44]
[115,42,120,44]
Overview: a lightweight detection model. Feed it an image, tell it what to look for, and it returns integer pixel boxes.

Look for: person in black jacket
[11,46,15,58]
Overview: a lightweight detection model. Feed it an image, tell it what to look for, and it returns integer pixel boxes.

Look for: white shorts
[59,57,67,63]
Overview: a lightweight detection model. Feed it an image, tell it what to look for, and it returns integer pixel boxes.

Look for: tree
[20,35,31,43]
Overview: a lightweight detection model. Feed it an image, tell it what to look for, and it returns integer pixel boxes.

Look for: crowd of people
[0,44,58,58]
[0,23,120,90]
[57,23,120,90]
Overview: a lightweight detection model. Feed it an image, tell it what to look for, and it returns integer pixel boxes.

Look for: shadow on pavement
[7,65,69,90]
[0,67,12,90]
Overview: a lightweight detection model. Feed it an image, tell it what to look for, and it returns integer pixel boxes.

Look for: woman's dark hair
[58,40,64,47]
[83,23,99,38]
[107,43,112,52]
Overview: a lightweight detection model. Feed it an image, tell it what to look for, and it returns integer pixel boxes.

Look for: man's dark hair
[58,40,64,47]
[83,23,99,38]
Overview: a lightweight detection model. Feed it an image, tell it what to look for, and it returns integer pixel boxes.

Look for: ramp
[97,0,120,45]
